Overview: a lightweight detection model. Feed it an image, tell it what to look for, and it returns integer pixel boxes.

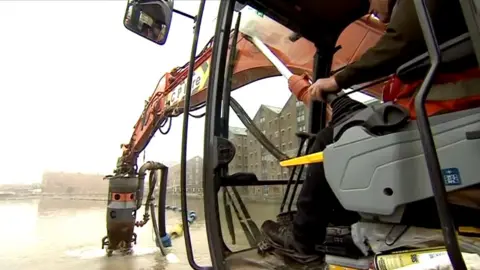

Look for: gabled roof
[263,105,282,114]
[280,94,297,114]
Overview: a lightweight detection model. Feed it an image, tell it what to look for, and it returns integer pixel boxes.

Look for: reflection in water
[0,196,281,270]
[37,198,105,214]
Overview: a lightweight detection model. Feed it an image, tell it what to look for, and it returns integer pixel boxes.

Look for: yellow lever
[279,151,324,167]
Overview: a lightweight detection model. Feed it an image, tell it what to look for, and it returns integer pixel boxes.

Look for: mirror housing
[234,2,247,12]
[124,0,174,45]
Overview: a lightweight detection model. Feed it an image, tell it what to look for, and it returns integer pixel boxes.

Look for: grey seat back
[397,33,476,82]
[460,0,480,65]
[324,107,480,218]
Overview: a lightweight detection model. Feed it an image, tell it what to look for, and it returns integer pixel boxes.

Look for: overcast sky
[0,1,293,184]
[0,1,375,184]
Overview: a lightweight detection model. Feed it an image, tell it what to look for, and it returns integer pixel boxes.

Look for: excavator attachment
[102,161,170,256]
[102,175,139,256]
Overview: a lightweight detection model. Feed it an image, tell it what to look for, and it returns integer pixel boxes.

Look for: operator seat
[323,31,480,223]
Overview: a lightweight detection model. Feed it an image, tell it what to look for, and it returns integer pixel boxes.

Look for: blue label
[441,168,462,186]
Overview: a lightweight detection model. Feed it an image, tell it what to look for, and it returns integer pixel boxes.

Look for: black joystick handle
[289,32,302,42]
[295,131,316,140]
[324,93,338,105]
[326,92,368,127]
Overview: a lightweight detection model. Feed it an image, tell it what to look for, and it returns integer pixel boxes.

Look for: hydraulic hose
[157,166,168,242]
[137,161,167,210]
[225,189,256,246]
[135,163,169,255]
[231,187,261,241]
[223,188,236,244]
[230,97,289,161]
[150,199,167,255]
[159,117,172,135]
[220,12,242,247]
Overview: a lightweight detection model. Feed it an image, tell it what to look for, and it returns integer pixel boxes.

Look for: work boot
[261,220,321,264]
[276,211,297,226]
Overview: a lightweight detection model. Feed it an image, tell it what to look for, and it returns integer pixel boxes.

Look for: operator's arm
[334,0,436,89]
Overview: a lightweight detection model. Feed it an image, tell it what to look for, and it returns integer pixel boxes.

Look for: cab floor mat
[225,247,326,270]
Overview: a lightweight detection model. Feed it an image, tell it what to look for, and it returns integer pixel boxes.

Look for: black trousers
[292,125,359,245]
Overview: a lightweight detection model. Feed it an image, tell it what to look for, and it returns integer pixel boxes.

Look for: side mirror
[124,0,174,45]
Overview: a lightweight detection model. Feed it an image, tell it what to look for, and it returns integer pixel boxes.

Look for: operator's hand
[308,76,340,102]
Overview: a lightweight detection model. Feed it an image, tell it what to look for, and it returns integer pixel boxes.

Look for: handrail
[412,0,467,269]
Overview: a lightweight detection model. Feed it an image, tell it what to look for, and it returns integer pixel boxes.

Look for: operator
[151,23,167,42]
[116,144,130,170]
[261,0,480,260]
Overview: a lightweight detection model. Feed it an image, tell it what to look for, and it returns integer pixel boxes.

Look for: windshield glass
[217,6,381,256]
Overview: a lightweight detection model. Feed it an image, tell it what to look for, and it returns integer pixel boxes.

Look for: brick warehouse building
[167,156,203,194]
[41,171,109,195]
[42,95,309,199]
[228,127,249,194]
[227,94,310,199]
[165,95,308,198]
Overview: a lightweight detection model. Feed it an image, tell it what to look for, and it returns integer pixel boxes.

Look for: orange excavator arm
[115,14,386,175]
[115,39,214,175]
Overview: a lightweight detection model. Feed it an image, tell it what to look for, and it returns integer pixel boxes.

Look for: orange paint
[121,16,385,171]
[111,192,136,202]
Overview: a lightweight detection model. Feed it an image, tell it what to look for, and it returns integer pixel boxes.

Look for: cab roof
[240,0,371,45]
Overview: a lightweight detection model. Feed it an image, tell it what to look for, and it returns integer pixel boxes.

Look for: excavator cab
[198,0,480,269]
[116,0,480,269]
